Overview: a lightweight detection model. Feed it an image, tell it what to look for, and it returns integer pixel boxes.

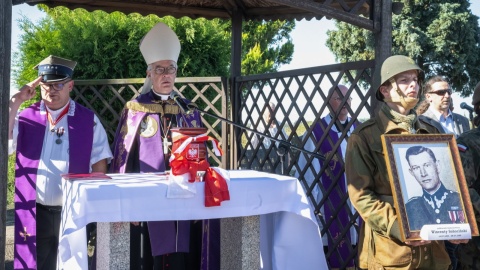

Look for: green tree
[13,6,294,89]
[326,0,480,96]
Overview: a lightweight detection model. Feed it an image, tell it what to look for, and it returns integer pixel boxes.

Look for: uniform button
[424,247,428,251]
[435,209,440,214]
[436,219,441,223]
[425,255,428,260]
[412,249,416,254]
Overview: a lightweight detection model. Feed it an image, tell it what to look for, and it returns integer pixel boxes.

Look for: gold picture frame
[381,134,479,241]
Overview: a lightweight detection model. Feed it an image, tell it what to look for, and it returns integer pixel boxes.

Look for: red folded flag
[204,167,230,207]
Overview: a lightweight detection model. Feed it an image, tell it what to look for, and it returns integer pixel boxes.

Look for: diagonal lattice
[72,77,228,167]
[235,60,375,269]
[68,61,376,268]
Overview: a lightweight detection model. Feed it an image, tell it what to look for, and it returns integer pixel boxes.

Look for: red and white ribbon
[169,132,223,162]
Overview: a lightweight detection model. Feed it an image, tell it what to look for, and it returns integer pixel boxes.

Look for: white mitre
[140,22,181,93]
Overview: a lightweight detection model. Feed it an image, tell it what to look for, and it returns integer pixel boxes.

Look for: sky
[9,2,480,118]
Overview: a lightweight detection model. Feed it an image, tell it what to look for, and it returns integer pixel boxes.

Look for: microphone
[460,102,474,112]
[170,91,193,114]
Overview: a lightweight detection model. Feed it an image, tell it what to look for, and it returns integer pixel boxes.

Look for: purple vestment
[110,91,219,269]
[14,101,94,270]
[312,117,358,268]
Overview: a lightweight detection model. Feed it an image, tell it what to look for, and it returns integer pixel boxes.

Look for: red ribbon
[170,153,209,182]
[170,154,190,176]
[204,168,230,207]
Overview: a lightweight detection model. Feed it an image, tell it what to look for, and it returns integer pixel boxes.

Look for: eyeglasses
[429,89,452,96]
[40,80,71,91]
[333,97,352,102]
[153,66,177,75]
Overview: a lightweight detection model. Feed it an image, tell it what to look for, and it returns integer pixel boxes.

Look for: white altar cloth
[58,170,327,269]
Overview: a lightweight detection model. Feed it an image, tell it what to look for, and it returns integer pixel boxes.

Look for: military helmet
[374,55,423,100]
[473,81,480,105]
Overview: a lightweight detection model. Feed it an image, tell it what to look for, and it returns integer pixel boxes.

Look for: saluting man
[8,55,112,270]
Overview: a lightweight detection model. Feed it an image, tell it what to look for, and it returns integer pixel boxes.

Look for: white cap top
[139,22,181,64]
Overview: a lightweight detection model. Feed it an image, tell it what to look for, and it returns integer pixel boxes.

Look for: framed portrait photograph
[381,134,479,241]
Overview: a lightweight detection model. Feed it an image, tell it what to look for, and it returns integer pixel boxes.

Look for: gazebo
[1,0,397,268]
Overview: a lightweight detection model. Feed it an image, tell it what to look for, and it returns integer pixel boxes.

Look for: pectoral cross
[163,138,172,155]
[19,227,31,241]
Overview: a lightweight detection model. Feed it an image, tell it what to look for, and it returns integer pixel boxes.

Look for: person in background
[297,84,360,269]
[455,81,480,270]
[418,76,470,269]
[8,55,112,270]
[420,76,470,138]
[251,102,289,174]
[110,22,219,270]
[345,55,467,269]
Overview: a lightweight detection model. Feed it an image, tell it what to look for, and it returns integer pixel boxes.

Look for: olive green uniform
[456,127,480,269]
[346,104,450,269]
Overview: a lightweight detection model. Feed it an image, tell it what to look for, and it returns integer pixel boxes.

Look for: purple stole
[14,101,94,269]
[312,117,357,268]
[110,92,219,269]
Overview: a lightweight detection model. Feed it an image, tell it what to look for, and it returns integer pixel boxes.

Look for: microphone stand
[187,104,326,174]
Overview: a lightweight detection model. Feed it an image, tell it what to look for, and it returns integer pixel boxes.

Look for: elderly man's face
[40,79,73,110]
[408,151,441,193]
[329,85,351,120]
[148,60,177,95]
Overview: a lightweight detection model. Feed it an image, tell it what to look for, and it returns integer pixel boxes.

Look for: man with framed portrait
[405,145,464,231]
[346,55,468,270]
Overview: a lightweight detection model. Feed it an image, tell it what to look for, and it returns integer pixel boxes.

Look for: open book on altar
[61,172,112,180]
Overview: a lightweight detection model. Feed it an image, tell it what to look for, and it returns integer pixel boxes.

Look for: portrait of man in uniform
[404,145,465,231]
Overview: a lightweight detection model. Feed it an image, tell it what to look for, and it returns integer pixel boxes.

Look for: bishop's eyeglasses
[153,66,177,75]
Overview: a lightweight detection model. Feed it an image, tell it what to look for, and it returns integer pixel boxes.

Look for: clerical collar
[330,114,348,131]
[151,90,170,101]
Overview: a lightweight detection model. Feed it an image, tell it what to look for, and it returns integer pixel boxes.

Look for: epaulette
[406,196,422,204]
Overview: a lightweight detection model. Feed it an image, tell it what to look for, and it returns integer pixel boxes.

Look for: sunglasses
[428,89,452,96]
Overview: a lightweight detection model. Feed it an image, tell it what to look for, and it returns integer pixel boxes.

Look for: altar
[58,170,327,269]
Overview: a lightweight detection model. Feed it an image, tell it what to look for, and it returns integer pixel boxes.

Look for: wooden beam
[373,0,393,113]
[0,0,13,267]
[230,9,242,170]
[268,0,373,30]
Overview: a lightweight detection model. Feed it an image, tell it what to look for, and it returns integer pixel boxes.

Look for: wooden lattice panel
[236,60,375,268]
[72,77,227,167]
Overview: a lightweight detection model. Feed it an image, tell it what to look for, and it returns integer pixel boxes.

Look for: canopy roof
[15,0,373,29]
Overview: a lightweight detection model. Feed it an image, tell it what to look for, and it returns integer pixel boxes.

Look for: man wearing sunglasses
[8,55,112,270]
[419,76,471,270]
[421,76,470,138]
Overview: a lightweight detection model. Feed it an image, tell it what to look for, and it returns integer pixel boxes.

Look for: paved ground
[5,207,14,270]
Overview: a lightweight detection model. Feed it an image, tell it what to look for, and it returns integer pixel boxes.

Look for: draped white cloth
[58,170,327,270]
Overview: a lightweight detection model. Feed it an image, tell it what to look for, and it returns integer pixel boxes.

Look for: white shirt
[428,108,457,136]
[9,100,113,206]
